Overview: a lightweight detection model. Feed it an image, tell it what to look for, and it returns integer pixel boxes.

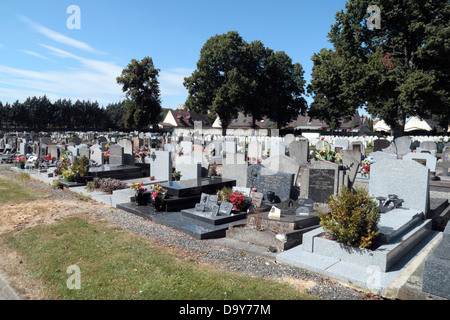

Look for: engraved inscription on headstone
[309,169,335,204]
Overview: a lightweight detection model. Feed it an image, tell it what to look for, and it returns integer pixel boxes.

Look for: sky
[0,0,349,110]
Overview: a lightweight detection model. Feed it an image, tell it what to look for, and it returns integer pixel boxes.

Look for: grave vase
[136,192,150,206]
[152,196,165,211]
[233,204,241,212]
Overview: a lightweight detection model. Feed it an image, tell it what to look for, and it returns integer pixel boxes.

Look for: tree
[184,31,307,133]
[184,31,245,135]
[116,57,162,131]
[263,51,308,129]
[322,0,450,137]
[308,49,365,131]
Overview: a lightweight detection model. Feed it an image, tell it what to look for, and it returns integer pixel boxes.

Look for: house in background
[159,109,211,129]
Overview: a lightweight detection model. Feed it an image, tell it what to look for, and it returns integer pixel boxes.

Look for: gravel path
[0,166,383,300]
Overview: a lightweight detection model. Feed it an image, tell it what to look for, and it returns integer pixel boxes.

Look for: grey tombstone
[350,141,365,158]
[246,164,294,202]
[150,151,172,182]
[261,154,300,184]
[109,144,124,165]
[373,139,391,152]
[333,139,349,153]
[289,139,309,163]
[369,158,429,215]
[118,139,135,165]
[403,152,437,173]
[69,137,81,145]
[341,150,362,188]
[299,160,343,205]
[79,146,90,160]
[177,162,202,181]
[369,151,398,162]
[180,141,193,157]
[247,141,263,161]
[222,163,248,188]
[393,136,412,157]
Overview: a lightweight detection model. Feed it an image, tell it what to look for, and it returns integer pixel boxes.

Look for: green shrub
[318,186,380,249]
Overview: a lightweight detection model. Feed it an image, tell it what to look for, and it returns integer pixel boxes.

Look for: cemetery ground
[0,165,378,300]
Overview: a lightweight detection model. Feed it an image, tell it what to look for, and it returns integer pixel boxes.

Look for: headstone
[109,144,124,165]
[222,163,248,188]
[373,139,391,152]
[150,151,172,182]
[250,192,264,208]
[341,150,362,187]
[403,152,437,173]
[90,146,104,165]
[295,198,314,216]
[261,154,300,184]
[350,141,365,157]
[289,139,309,163]
[393,136,412,157]
[369,159,429,214]
[177,162,202,181]
[300,160,343,205]
[333,139,349,153]
[79,146,90,160]
[180,141,193,157]
[246,164,294,202]
[247,141,262,161]
[69,137,81,145]
[118,139,135,165]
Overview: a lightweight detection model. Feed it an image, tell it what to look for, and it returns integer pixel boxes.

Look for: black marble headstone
[246,164,294,202]
[308,168,335,204]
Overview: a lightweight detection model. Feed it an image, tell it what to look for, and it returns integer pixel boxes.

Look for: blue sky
[0,0,348,109]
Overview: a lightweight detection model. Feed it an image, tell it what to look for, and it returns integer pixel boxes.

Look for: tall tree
[263,51,308,129]
[184,31,245,135]
[307,48,364,130]
[116,57,162,131]
[321,0,449,137]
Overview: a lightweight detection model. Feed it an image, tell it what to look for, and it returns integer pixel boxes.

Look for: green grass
[2,217,316,300]
[0,178,47,203]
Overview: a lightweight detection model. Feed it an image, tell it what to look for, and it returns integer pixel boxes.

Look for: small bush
[318,186,380,249]
[94,178,127,194]
[17,173,31,181]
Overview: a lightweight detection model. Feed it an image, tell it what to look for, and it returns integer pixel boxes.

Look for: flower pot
[233,205,241,212]
[152,196,165,211]
[136,192,150,206]
[19,163,25,169]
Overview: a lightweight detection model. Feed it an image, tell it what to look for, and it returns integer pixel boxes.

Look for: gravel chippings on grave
[0,167,382,300]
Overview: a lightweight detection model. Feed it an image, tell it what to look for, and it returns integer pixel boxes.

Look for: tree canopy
[309,0,450,137]
[116,57,163,131]
[184,31,307,134]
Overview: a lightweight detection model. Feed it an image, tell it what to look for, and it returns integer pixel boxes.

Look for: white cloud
[19,15,104,54]
[159,68,193,96]
[20,50,55,62]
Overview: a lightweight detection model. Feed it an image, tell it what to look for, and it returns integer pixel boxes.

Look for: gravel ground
[0,166,383,300]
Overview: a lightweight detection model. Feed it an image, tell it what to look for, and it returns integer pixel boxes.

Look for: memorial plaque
[219,202,233,216]
[250,192,263,208]
[268,206,281,220]
[308,169,335,204]
[211,204,220,216]
[206,194,218,209]
[413,158,427,166]
[246,164,293,202]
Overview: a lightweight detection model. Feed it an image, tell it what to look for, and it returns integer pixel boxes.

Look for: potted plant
[130,181,149,206]
[228,191,248,212]
[16,157,26,169]
[172,171,182,181]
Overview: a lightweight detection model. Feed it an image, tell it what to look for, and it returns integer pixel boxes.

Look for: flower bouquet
[228,191,248,212]
[315,138,341,163]
[131,182,149,206]
[149,184,167,210]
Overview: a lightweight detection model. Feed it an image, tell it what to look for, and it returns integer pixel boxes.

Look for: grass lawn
[0,176,47,203]
[1,217,317,300]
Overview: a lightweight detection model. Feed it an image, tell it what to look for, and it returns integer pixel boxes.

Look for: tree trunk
[221,125,227,136]
[392,107,406,139]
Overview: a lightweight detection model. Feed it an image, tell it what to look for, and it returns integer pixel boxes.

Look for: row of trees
[2,0,448,136]
[0,97,128,131]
